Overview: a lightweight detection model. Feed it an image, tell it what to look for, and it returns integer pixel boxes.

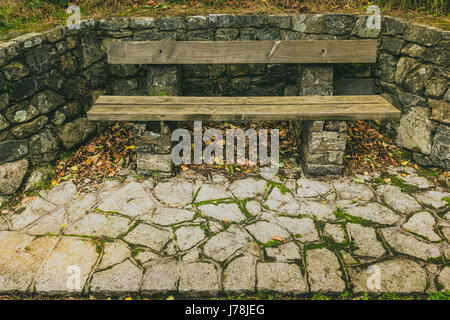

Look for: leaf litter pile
[52,123,137,187]
[177,120,300,178]
[344,120,413,175]
[51,120,415,187]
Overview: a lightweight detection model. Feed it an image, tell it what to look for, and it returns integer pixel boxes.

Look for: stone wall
[375,16,449,169]
[0,14,448,195]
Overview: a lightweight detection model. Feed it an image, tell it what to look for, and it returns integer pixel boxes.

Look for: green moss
[95,243,103,254]
[370,177,388,186]
[265,181,291,195]
[3,80,14,93]
[15,207,26,215]
[125,221,141,235]
[237,201,256,220]
[333,208,380,228]
[25,177,53,197]
[255,291,283,300]
[378,292,414,300]
[442,197,450,207]
[261,240,282,247]
[389,175,419,193]
[304,243,326,251]
[427,291,450,300]
[427,256,445,264]
[193,198,235,206]
[312,293,331,300]
[131,248,144,257]
[95,207,121,215]
[199,222,213,237]
[420,168,442,179]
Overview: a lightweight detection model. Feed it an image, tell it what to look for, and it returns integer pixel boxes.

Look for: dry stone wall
[0,14,448,195]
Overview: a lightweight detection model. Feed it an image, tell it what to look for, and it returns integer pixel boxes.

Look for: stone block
[0,158,28,195]
[237,15,267,28]
[137,153,172,175]
[335,78,375,95]
[429,99,450,123]
[351,15,380,38]
[147,65,179,96]
[256,28,280,40]
[381,36,405,54]
[324,13,356,35]
[186,16,207,30]
[375,52,398,83]
[130,17,155,29]
[156,16,186,31]
[292,14,325,34]
[431,124,450,170]
[0,140,28,164]
[215,28,239,41]
[208,14,237,28]
[395,106,432,154]
[381,16,408,35]
[267,15,291,29]
[99,17,130,31]
[187,29,215,41]
[299,66,333,95]
[403,24,442,47]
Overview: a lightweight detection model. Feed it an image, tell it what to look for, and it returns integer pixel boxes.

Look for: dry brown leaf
[272,235,286,244]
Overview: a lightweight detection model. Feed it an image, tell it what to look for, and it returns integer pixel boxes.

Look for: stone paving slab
[0,167,449,296]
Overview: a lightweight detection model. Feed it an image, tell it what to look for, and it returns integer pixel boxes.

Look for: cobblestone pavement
[0,166,449,297]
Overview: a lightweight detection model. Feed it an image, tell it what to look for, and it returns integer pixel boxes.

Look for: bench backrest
[107,40,377,65]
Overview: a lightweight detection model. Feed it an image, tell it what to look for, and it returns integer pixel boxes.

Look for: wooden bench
[87,40,401,176]
[88,95,400,121]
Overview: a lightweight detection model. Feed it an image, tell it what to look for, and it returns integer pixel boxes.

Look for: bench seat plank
[88,95,401,121]
[108,40,377,64]
[95,95,388,105]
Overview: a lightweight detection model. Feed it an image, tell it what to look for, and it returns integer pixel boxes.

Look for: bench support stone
[133,122,172,177]
[299,66,348,177]
[134,65,180,176]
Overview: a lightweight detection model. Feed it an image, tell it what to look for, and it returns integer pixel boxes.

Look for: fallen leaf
[21,196,36,203]
[272,235,286,244]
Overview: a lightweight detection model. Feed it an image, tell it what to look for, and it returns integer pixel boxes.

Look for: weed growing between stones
[442,197,450,207]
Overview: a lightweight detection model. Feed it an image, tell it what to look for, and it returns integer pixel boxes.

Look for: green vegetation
[0,0,448,36]
[208,291,450,300]
[312,293,330,300]
[427,291,450,300]
[442,197,450,207]
[389,175,419,193]
[333,208,378,227]
[375,0,448,15]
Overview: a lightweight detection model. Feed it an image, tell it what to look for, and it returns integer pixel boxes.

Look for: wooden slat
[107,40,377,64]
[95,95,388,105]
[87,95,401,121]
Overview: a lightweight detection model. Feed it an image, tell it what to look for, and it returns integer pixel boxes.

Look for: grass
[442,197,450,206]
[0,0,449,36]
[3,291,449,300]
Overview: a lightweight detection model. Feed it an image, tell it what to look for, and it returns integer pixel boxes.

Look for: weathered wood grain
[107,40,378,64]
[95,95,388,105]
[87,95,401,121]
